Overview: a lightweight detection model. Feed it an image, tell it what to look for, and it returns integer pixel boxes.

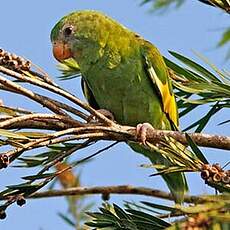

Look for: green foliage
[142,136,230,193]
[144,137,204,175]
[165,51,230,131]
[185,134,208,164]
[85,203,170,229]
[202,0,230,12]
[58,198,95,229]
[218,28,230,59]
[219,28,230,47]
[140,0,184,11]
[86,195,230,229]
[140,0,230,59]
[141,0,230,12]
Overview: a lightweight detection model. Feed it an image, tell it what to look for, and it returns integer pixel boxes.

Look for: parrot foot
[136,122,155,145]
[87,109,115,123]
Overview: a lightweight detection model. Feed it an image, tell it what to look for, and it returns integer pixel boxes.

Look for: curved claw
[87,109,115,123]
[136,122,155,144]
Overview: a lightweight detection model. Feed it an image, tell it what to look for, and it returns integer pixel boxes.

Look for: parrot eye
[63,26,74,37]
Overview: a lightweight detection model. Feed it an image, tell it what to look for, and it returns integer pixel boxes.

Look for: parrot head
[51,10,118,64]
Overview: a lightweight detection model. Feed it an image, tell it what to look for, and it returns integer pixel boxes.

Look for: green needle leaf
[185,133,208,164]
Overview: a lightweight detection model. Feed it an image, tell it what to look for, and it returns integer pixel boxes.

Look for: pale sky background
[0,1,229,229]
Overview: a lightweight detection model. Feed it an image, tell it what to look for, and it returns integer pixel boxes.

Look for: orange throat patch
[52,41,73,61]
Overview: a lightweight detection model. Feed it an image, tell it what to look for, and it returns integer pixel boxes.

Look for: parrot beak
[52,41,73,62]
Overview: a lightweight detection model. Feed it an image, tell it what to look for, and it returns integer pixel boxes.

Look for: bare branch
[0,74,68,116]
[139,128,230,150]
[0,113,81,128]
[1,119,71,130]
[28,185,208,204]
[40,95,88,121]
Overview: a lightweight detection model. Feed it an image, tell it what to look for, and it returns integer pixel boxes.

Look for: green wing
[135,42,188,202]
[81,77,100,110]
[141,42,179,129]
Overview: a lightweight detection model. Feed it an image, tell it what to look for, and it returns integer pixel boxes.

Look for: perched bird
[51,10,187,202]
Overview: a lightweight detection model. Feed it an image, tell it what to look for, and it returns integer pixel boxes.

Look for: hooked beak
[52,41,73,62]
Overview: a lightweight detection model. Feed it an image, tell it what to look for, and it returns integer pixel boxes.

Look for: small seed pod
[213,173,222,182]
[101,192,110,201]
[225,170,230,176]
[0,210,6,219]
[201,170,209,180]
[222,175,230,184]
[16,56,23,65]
[3,53,12,62]
[219,172,226,177]
[187,217,196,227]
[209,166,219,175]
[1,57,7,64]
[183,214,211,230]
[21,60,31,70]
[207,177,213,183]
[16,196,26,207]
[186,226,195,230]
[212,163,222,172]
[0,48,31,72]
[0,154,9,168]
[25,60,31,68]
[8,60,18,69]
[180,222,186,229]
[202,164,211,170]
[2,154,9,163]
[10,54,17,60]
[0,48,5,57]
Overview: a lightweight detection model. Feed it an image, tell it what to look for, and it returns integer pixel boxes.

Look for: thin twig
[0,113,81,128]
[0,119,71,130]
[0,66,114,126]
[40,95,88,121]
[0,74,68,117]
[39,141,117,178]
[0,105,33,114]
[1,83,88,121]
[38,139,94,174]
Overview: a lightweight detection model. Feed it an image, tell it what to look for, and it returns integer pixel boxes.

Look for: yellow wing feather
[146,57,179,128]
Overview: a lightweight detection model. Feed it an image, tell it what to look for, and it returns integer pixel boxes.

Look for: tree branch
[0,74,69,117]
[199,0,230,13]
[28,185,209,204]
[138,128,230,150]
[0,65,113,126]
[0,113,81,128]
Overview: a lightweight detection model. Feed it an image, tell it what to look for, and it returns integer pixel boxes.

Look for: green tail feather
[129,142,188,203]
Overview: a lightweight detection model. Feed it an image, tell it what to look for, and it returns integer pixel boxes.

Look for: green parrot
[50,10,188,202]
